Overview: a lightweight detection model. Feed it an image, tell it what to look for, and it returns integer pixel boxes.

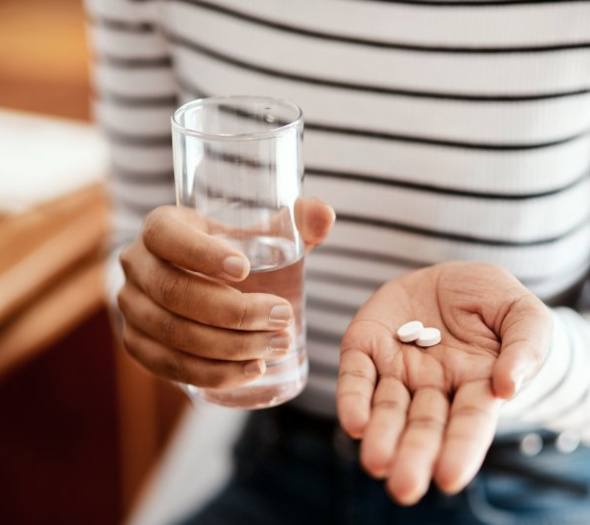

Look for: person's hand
[337,262,552,505]
[117,199,334,388]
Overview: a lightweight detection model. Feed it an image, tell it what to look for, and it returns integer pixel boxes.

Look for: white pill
[396,321,424,343]
[416,327,441,348]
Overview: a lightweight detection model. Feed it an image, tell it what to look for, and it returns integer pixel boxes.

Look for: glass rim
[171,95,303,142]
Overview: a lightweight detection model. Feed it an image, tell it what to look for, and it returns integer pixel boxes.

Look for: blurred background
[0,1,201,523]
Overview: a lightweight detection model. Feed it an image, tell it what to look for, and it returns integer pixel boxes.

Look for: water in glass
[202,236,307,409]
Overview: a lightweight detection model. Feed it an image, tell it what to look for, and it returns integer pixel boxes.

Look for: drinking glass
[171,96,306,409]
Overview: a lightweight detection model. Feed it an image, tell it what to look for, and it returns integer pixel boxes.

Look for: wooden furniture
[0,185,107,374]
[0,2,187,522]
[0,185,121,525]
[0,183,186,523]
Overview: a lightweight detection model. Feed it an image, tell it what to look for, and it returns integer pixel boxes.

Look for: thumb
[492,294,552,399]
[295,197,335,252]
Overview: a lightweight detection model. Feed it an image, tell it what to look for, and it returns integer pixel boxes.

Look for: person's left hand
[337,261,552,505]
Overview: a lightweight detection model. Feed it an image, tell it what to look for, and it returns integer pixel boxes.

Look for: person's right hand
[117,201,334,389]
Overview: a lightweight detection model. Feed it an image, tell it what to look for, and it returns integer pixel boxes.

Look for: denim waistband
[244,403,590,497]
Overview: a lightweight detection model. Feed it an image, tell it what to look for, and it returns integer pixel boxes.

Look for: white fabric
[86,0,590,440]
[0,110,108,213]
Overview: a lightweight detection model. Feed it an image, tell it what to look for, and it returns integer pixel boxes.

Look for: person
[86,0,590,523]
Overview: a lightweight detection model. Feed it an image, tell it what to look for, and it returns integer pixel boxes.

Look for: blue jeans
[178,405,590,525]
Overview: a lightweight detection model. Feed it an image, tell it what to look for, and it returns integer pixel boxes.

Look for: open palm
[337,262,552,505]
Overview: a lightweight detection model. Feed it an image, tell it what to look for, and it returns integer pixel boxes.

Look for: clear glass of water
[171,96,306,409]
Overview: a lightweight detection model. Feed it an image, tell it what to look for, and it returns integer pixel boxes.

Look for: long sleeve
[82,0,590,423]
[500,307,590,442]
[85,0,177,307]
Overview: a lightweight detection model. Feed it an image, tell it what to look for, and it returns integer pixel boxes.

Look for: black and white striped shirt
[87,0,590,439]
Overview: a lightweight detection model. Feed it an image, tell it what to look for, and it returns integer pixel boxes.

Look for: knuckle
[158,276,178,304]
[157,273,187,306]
[339,368,375,386]
[340,336,368,357]
[337,389,372,403]
[518,292,544,312]
[493,264,513,280]
[233,296,251,330]
[452,404,490,420]
[143,206,172,248]
[186,236,209,269]
[122,327,141,360]
[201,367,233,389]
[409,416,445,432]
[340,336,357,354]
[121,328,132,350]
[474,262,515,285]
[228,332,249,357]
[160,352,186,383]
[157,315,178,345]
[116,288,128,314]
[142,224,157,250]
[121,325,188,383]
[373,399,404,411]
[119,246,133,275]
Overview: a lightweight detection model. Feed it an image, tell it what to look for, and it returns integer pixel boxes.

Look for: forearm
[500,307,590,441]
[85,0,177,305]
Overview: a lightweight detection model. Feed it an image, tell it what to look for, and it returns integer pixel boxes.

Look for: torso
[108,0,590,414]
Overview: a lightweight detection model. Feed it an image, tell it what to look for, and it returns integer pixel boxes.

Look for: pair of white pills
[396,321,441,348]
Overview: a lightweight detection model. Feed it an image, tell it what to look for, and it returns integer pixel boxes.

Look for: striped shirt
[87,0,590,440]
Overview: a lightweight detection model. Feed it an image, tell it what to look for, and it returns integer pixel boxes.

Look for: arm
[85,0,177,307]
[85,0,335,387]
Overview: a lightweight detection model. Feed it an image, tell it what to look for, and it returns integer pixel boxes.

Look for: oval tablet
[416,327,441,348]
[396,320,424,343]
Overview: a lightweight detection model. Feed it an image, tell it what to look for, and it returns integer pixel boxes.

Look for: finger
[120,241,293,330]
[142,205,251,281]
[122,323,265,388]
[387,387,449,505]
[295,197,335,252]
[337,348,377,439]
[493,294,552,398]
[118,282,292,360]
[434,380,501,495]
[360,377,410,478]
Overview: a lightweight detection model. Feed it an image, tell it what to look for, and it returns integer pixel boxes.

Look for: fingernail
[269,304,291,324]
[222,255,247,278]
[269,334,290,354]
[244,361,265,377]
